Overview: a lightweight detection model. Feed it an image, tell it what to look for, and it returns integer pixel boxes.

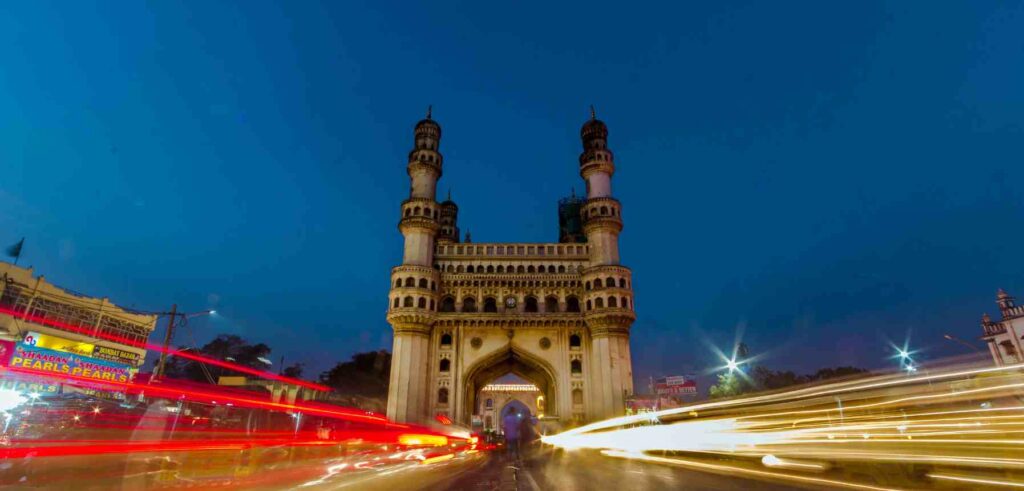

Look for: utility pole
[154,304,178,379]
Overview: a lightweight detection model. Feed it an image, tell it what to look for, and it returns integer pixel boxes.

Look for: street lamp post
[153,306,215,380]
[943,334,983,354]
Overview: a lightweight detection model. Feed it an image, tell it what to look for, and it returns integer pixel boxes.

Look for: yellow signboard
[24,331,94,356]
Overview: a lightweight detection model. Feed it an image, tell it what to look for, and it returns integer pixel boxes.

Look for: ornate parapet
[433,314,587,330]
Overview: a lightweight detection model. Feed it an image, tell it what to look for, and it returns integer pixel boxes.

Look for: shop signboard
[8,343,134,384]
[24,331,94,356]
[655,375,697,396]
[24,331,141,366]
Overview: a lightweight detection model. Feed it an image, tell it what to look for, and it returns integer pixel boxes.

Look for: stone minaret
[579,108,636,420]
[437,190,460,244]
[386,109,443,423]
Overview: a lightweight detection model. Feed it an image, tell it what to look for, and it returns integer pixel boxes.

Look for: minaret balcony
[584,311,635,336]
[386,309,436,329]
[407,157,442,179]
[401,198,440,220]
[582,215,623,234]
[579,159,615,180]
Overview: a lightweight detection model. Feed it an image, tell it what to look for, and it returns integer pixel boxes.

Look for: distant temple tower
[980,289,1024,365]
[386,108,636,426]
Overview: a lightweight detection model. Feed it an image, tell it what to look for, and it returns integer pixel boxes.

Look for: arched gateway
[385,109,635,427]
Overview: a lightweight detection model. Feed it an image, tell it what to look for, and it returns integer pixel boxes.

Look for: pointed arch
[459,344,559,424]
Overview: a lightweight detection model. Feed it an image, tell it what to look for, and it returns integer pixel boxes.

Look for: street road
[422,447,817,491]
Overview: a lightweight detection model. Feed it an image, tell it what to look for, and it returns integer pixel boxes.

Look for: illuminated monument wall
[385,109,635,425]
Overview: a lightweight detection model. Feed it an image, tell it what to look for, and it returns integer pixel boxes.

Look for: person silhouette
[501,407,521,460]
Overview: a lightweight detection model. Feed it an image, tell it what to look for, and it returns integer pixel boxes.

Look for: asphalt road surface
[421,447,820,491]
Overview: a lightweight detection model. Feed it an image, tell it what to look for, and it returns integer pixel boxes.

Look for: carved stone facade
[981,289,1024,365]
[386,110,635,426]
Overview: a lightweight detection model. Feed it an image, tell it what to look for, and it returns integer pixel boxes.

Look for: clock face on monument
[505,297,517,309]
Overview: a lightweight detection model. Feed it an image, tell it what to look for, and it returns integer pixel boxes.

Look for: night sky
[2,2,1023,389]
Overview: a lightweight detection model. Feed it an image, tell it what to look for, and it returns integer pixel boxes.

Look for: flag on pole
[5,238,24,264]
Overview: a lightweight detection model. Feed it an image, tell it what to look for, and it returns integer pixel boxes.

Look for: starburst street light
[725,358,741,373]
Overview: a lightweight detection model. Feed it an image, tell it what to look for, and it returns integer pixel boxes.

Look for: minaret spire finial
[426,105,432,120]
[590,105,596,120]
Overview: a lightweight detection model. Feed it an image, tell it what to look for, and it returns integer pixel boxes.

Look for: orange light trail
[543,361,1024,489]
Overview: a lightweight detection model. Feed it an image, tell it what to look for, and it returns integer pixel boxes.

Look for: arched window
[405,277,415,287]
[586,299,592,310]
[1002,341,1017,358]
[418,297,427,308]
[414,207,421,215]
[558,265,566,273]
[485,398,493,408]
[571,359,582,374]
[424,207,431,217]
[440,333,452,346]
[456,265,464,273]
[438,388,449,404]
[483,297,498,312]
[497,265,505,273]
[462,297,477,312]
[429,299,435,310]
[585,281,591,290]
[440,296,455,312]
[394,279,402,288]
[595,297,604,308]
[619,278,626,288]
[439,359,450,372]
[404,208,411,217]
[431,281,436,291]
[403,296,413,308]
[446,265,454,273]
[517,265,525,273]
[545,296,559,313]
[487,265,494,273]
[527,265,536,273]
[608,296,618,308]
[524,296,539,313]
[418,278,428,288]
[600,206,608,215]
[467,265,475,273]
[538,265,546,273]
[566,296,581,312]
[605,278,615,288]
[572,389,583,405]
[393,297,400,308]
[622,297,629,310]
[569,334,581,348]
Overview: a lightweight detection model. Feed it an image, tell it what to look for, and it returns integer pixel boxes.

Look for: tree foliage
[281,362,305,379]
[709,365,869,399]
[319,350,391,398]
[162,334,271,383]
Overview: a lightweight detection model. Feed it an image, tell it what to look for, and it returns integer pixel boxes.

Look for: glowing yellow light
[398,434,448,446]
[420,453,455,465]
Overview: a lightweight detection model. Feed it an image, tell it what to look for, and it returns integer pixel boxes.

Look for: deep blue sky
[2,1,1022,388]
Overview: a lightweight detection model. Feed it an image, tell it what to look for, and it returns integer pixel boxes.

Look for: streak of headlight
[601,451,904,491]
[928,473,1024,488]
[420,453,455,465]
[549,362,1024,441]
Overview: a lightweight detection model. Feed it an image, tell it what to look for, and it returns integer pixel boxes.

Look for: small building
[478,383,543,432]
[0,262,156,372]
[980,289,1024,365]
